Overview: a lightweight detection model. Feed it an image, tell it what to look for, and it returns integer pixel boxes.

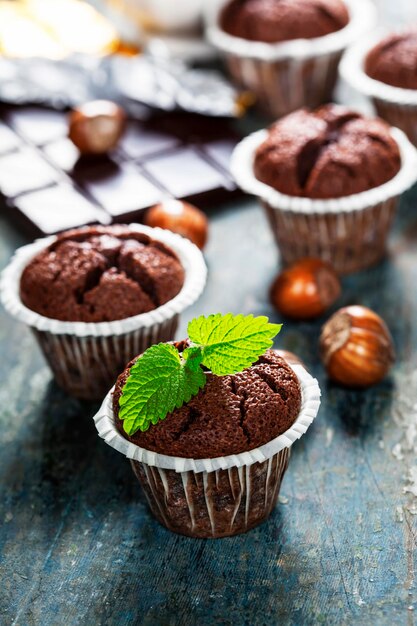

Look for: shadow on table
[340,256,402,312]
[0,378,143,527]
[102,504,312,626]
[39,382,99,486]
[1,380,98,500]
[37,379,145,505]
[324,255,404,441]
[323,378,395,438]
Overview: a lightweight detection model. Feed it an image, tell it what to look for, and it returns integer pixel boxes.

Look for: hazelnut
[320,305,395,388]
[270,258,341,320]
[145,200,208,250]
[69,100,126,155]
[274,349,305,368]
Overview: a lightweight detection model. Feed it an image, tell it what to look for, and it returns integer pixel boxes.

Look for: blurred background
[0,0,415,239]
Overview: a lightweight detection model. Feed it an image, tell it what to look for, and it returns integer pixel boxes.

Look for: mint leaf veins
[119,313,282,435]
[119,343,205,435]
[188,313,282,376]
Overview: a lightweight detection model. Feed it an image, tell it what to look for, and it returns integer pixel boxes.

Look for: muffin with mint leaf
[94,313,321,538]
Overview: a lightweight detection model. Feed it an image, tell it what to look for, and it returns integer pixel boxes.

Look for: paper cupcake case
[130,449,290,538]
[205,0,376,119]
[340,30,417,147]
[0,225,207,400]
[263,196,398,274]
[31,316,179,400]
[223,49,343,119]
[93,364,321,538]
[231,127,417,275]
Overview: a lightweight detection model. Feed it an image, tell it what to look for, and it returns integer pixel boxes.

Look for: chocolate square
[5,107,68,145]
[120,122,179,160]
[0,122,21,155]
[0,147,58,197]
[143,147,234,199]
[13,184,106,235]
[203,138,237,173]
[42,138,81,173]
[43,139,119,177]
[77,162,164,219]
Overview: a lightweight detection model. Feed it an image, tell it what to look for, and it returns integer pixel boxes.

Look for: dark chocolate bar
[0,106,243,237]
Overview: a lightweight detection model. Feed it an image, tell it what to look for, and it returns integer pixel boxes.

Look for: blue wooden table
[1,186,417,625]
[2,2,417,624]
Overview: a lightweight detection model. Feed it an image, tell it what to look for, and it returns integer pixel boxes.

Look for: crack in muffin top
[254,104,402,199]
[20,225,185,322]
[113,344,302,458]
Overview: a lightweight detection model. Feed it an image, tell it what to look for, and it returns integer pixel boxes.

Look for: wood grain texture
[1,2,417,621]
[1,186,417,625]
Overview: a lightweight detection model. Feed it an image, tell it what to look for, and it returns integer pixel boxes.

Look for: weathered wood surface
[1,184,417,625]
[2,3,417,624]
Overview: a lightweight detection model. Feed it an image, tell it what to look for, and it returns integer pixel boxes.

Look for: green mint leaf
[119,343,205,435]
[119,314,283,436]
[188,313,282,376]
[183,346,203,372]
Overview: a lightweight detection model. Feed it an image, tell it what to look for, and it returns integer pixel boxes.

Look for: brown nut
[69,100,126,155]
[320,305,395,388]
[274,349,305,368]
[270,258,341,320]
[145,200,208,250]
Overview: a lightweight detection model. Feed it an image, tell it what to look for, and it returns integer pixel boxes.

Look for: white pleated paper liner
[93,363,321,474]
[340,28,417,108]
[230,126,417,215]
[0,224,207,338]
[205,0,376,63]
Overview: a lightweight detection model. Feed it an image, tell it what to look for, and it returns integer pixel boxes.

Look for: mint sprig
[119,343,205,435]
[119,313,282,435]
[188,313,281,376]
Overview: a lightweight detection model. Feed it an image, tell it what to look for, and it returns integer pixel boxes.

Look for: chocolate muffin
[113,344,302,458]
[20,225,185,323]
[254,104,402,199]
[220,0,349,43]
[365,31,417,91]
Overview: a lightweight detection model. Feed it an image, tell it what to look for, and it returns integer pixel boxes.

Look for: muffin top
[220,0,349,44]
[20,225,185,323]
[254,104,402,199]
[365,31,417,90]
[113,344,302,458]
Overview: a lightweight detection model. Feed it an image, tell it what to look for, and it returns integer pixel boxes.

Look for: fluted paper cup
[0,225,207,400]
[93,364,321,538]
[205,0,376,118]
[340,29,417,147]
[231,127,417,274]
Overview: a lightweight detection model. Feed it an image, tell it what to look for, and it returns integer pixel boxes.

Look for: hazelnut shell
[145,200,208,250]
[320,305,395,388]
[69,100,126,155]
[270,258,341,320]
